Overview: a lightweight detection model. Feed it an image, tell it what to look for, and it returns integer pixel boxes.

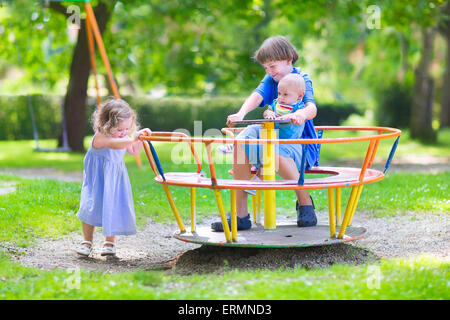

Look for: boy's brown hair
[253,36,299,65]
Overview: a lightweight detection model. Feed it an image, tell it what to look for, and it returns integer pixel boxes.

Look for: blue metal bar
[298,144,307,185]
[147,141,166,181]
[317,130,323,166]
[384,136,400,173]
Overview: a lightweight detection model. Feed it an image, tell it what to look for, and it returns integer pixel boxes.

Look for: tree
[410,27,437,141]
[49,1,117,152]
[0,1,71,92]
[361,0,443,141]
[1,0,447,146]
[438,1,450,128]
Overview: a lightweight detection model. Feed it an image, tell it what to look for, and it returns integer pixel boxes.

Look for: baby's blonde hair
[253,35,299,65]
[91,98,139,136]
[279,73,305,95]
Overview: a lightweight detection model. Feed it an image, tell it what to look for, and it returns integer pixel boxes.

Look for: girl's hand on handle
[128,128,151,155]
[136,128,152,140]
[139,128,152,136]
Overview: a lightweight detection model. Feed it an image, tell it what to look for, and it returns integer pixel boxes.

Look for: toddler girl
[76,98,151,257]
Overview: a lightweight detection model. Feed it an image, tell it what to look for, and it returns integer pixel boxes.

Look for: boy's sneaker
[211,213,252,232]
[217,144,234,154]
[296,196,317,227]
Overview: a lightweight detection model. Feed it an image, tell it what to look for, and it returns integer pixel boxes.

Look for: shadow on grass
[171,243,379,275]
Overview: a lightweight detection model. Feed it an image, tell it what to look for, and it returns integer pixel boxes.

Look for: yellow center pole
[261,122,276,230]
[327,188,336,238]
[162,185,185,233]
[230,189,237,242]
[348,185,364,226]
[256,190,261,224]
[335,187,342,225]
[213,189,232,243]
[252,195,257,223]
[190,187,196,233]
[338,186,358,239]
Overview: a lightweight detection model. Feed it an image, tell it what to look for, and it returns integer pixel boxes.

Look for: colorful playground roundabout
[140,123,401,248]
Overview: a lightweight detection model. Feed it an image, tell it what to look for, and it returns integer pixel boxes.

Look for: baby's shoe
[244,175,261,196]
[296,196,317,227]
[211,213,252,232]
[217,144,234,154]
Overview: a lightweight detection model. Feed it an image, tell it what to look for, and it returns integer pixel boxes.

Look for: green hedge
[0,95,62,141]
[375,82,412,128]
[0,95,360,140]
[313,102,361,126]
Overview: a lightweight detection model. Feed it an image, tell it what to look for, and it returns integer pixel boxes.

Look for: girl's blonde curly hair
[91,98,140,137]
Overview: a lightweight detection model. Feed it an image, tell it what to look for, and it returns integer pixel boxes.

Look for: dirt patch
[174,244,375,275]
[7,211,448,275]
[171,212,449,275]
[0,168,82,182]
[4,219,198,273]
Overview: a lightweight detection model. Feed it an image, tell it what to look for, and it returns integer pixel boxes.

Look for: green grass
[0,130,448,300]
[0,139,85,172]
[0,176,81,247]
[0,250,448,299]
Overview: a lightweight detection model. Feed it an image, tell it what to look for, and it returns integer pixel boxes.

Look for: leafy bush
[1,95,361,140]
[0,95,61,141]
[375,82,412,128]
[314,102,362,126]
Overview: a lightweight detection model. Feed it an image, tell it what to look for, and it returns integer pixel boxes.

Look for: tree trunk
[410,27,437,142]
[439,2,450,128]
[57,2,114,152]
[398,32,409,81]
[441,33,450,128]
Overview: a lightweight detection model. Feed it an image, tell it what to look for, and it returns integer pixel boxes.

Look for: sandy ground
[0,162,448,275]
[3,211,448,275]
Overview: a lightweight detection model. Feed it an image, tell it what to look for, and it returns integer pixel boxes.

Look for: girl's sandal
[76,240,93,257]
[100,241,116,256]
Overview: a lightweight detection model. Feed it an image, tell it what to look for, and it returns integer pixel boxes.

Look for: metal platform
[174,224,367,248]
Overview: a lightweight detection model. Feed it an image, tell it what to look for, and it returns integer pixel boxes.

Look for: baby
[263,73,306,132]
